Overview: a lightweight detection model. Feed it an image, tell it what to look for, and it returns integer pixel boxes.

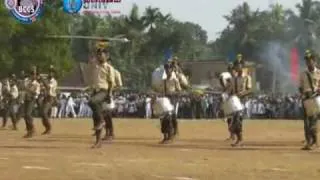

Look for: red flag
[290,47,299,83]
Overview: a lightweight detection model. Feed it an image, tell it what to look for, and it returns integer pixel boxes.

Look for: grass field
[0,118,320,180]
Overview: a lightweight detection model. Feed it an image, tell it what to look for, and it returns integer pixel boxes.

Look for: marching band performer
[161,62,182,143]
[87,40,115,148]
[23,67,41,138]
[218,63,234,141]
[299,50,320,150]
[226,63,252,147]
[8,74,19,130]
[0,79,2,125]
[233,53,245,67]
[168,57,188,137]
[102,58,123,141]
[39,66,57,135]
[1,78,11,129]
[16,70,28,126]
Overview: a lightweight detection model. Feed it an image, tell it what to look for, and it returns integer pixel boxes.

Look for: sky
[107,0,302,41]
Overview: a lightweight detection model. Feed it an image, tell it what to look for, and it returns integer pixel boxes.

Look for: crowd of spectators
[51,92,303,120]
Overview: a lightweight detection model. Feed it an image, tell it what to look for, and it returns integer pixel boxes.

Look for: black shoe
[41,130,51,135]
[231,140,243,147]
[301,145,312,150]
[102,135,113,141]
[91,141,102,148]
[23,132,34,138]
[93,122,105,131]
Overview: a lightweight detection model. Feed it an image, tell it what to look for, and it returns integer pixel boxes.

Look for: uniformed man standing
[167,57,189,138]
[218,64,234,141]
[161,62,182,143]
[226,63,252,147]
[39,67,57,135]
[88,40,115,148]
[102,58,122,141]
[233,53,245,67]
[299,50,320,150]
[16,71,28,125]
[8,75,19,130]
[23,68,41,138]
[1,78,10,129]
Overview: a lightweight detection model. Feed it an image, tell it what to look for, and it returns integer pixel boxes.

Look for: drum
[222,95,244,116]
[221,93,229,102]
[151,66,167,92]
[303,96,320,116]
[152,97,174,117]
[220,72,232,87]
[102,99,116,111]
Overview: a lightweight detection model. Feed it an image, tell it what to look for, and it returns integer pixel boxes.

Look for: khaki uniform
[88,60,115,146]
[299,68,320,147]
[299,69,320,94]
[228,73,252,146]
[114,69,123,88]
[88,61,115,91]
[40,77,58,134]
[164,72,182,94]
[0,82,2,100]
[103,67,122,140]
[161,71,182,142]
[1,80,10,128]
[23,79,40,137]
[16,78,29,123]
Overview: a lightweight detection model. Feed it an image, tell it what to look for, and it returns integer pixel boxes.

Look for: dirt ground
[0,119,320,180]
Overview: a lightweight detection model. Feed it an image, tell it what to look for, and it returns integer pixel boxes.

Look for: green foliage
[1,0,320,88]
[0,1,73,78]
[211,0,320,59]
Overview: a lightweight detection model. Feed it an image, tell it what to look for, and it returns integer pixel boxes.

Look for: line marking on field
[174,177,198,180]
[115,159,152,163]
[22,166,51,170]
[152,175,198,180]
[0,157,9,160]
[74,162,109,167]
[270,168,288,172]
[8,152,50,157]
[179,149,192,152]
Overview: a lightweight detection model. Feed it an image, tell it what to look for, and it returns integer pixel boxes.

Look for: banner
[290,47,299,84]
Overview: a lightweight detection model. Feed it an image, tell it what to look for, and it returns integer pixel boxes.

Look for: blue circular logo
[6,0,44,24]
[63,0,83,14]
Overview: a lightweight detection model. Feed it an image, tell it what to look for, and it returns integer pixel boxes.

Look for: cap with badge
[304,49,314,61]
[233,53,245,67]
[96,40,109,53]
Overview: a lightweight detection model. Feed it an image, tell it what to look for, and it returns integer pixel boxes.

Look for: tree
[0,1,74,77]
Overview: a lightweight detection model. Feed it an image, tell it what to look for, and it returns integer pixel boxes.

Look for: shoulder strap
[163,78,167,96]
[306,71,315,92]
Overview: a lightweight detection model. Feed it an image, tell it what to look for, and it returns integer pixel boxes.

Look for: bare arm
[238,76,252,97]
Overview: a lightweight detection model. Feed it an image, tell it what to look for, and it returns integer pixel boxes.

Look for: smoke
[258,41,296,93]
